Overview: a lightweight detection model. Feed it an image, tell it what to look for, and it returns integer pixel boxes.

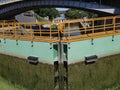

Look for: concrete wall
[15,11,38,22]
[1,35,120,64]
[68,35,120,63]
[0,38,53,64]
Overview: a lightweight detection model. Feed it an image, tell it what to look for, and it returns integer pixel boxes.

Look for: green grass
[0,54,54,90]
[0,54,120,90]
[69,55,120,90]
[0,76,26,90]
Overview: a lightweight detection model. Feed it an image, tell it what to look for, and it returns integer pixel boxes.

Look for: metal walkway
[0,15,120,43]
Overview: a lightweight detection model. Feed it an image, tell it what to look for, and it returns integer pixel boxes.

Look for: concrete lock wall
[68,35,120,64]
[0,38,54,64]
[1,35,120,64]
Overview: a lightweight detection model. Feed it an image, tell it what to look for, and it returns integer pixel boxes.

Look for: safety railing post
[17,23,21,39]
[30,24,33,41]
[58,23,62,42]
[39,24,42,38]
[24,24,26,38]
[84,20,87,34]
[58,23,60,42]
[2,22,5,38]
[104,17,106,32]
[8,23,10,32]
[113,16,116,35]
[68,23,70,42]
[14,22,16,38]
[50,23,52,42]
[92,19,94,39]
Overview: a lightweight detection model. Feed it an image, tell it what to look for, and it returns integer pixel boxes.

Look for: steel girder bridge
[0,0,120,19]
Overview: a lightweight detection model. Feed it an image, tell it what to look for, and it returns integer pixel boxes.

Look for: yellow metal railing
[0,21,60,42]
[1,16,120,43]
[61,15,120,42]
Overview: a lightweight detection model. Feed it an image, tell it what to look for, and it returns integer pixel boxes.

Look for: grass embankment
[0,54,54,90]
[0,77,26,90]
[0,54,120,90]
[69,55,120,90]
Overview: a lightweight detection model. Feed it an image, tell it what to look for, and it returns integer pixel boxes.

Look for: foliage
[65,9,98,19]
[34,8,60,20]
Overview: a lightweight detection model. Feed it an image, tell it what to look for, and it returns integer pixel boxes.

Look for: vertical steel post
[58,41,64,90]
[58,42,68,90]
[54,23,68,90]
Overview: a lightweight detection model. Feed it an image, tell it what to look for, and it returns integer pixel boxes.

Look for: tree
[34,8,60,20]
[65,9,98,19]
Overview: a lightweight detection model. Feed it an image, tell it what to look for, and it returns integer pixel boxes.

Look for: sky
[56,8,69,11]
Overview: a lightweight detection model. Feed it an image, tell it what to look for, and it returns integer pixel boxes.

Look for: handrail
[0,15,120,43]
